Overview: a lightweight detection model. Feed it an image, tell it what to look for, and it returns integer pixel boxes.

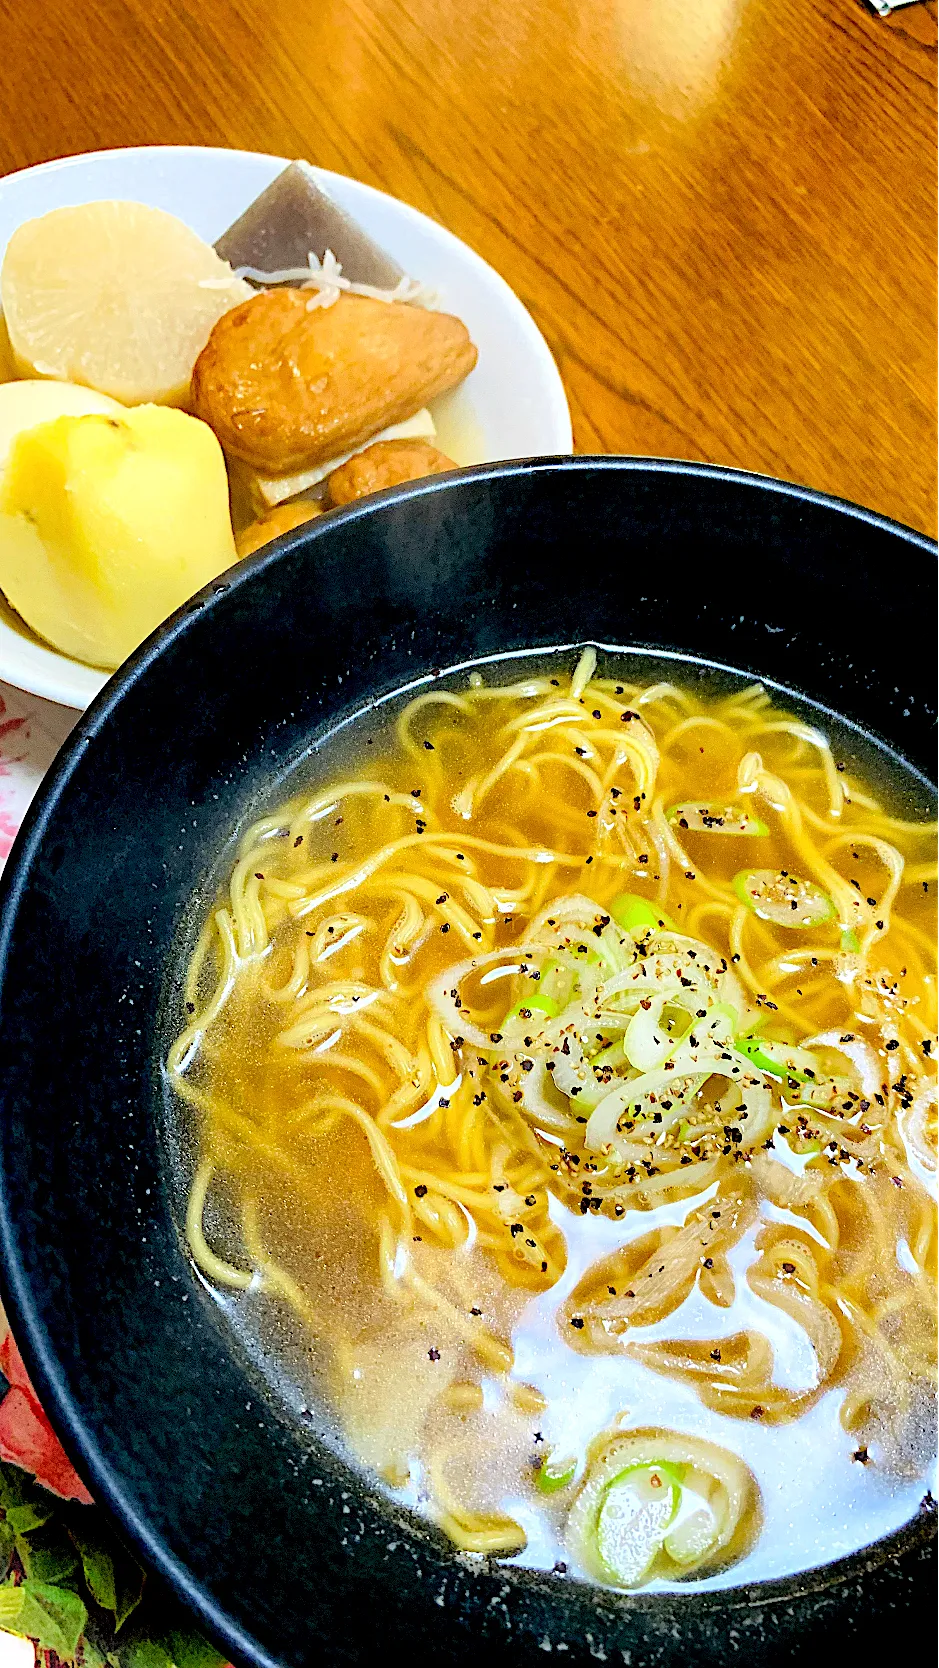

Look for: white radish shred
[233,247,434,309]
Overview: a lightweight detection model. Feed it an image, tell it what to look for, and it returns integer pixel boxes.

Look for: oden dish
[0,149,572,707]
[167,649,937,1594]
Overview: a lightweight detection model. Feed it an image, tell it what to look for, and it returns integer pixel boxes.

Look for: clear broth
[164,648,937,1589]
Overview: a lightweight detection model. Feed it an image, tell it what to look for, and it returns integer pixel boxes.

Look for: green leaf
[67,1517,145,1631]
[77,1639,109,1668]
[118,1640,175,1668]
[0,1464,29,1510]
[0,1578,88,1659]
[113,1571,145,1633]
[0,1464,51,1516]
[5,1501,54,1536]
[70,1524,116,1613]
[0,1521,14,1581]
[0,1485,13,1515]
[163,1629,226,1668]
[16,1524,81,1585]
[117,1628,225,1668]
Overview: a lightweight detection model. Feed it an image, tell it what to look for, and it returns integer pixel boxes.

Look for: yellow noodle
[427,1445,527,1553]
[169,656,936,1570]
[186,1161,253,1290]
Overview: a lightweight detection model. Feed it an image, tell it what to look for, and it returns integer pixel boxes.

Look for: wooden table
[0,0,935,533]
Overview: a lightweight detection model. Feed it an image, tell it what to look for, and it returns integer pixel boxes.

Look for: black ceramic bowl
[0,459,935,1668]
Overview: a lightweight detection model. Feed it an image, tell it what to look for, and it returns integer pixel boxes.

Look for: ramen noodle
[168,651,937,1589]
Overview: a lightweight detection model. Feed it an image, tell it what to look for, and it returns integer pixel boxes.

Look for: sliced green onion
[711,1000,742,1034]
[732,869,836,930]
[651,1459,685,1488]
[664,1507,718,1566]
[593,925,635,978]
[668,802,768,837]
[611,894,676,934]
[624,999,668,1071]
[603,1457,685,1494]
[735,1034,812,1084]
[590,1039,626,1070]
[624,998,694,1071]
[582,948,605,966]
[536,1454,577,1494]
[506,992,559,1023]
[595,1463,681,1586]
[840,927,861,953]
[540,958,570,1004]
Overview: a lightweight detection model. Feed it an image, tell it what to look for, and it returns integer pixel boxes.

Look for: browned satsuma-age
[234,497,323,558]
[191,288,477,474]
[234,437,455,556]
[326,439,455,507]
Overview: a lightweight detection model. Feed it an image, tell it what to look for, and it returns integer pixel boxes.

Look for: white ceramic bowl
[0,145,572,709]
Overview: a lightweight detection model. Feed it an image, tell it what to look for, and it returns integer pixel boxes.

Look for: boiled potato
[0,404,236,669]
[0,378,125,475]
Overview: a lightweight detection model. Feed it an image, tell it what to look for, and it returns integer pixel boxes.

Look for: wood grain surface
[0,0,935,532]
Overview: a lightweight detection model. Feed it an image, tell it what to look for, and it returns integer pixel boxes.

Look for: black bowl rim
[0,456,935,1664]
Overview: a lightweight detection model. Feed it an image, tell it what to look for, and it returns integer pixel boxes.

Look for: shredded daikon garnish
[228,248,434,310]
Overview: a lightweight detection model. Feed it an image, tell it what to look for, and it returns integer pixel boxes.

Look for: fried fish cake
[235,498,323,558]
[326,439,455,506]
[191,289,477,474]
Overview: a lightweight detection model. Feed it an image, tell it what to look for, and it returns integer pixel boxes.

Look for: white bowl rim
[0,143,573,710]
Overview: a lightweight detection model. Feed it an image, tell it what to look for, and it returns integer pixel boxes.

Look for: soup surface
[168,651,937,1590]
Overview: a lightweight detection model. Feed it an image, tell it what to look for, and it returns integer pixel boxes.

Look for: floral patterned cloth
[0,680,86,1500]
[0,1326,92,1505]
[0,678,231,1668]
[0,681,76,873]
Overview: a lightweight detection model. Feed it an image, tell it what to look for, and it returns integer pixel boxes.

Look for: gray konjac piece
[214,160,404,287]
